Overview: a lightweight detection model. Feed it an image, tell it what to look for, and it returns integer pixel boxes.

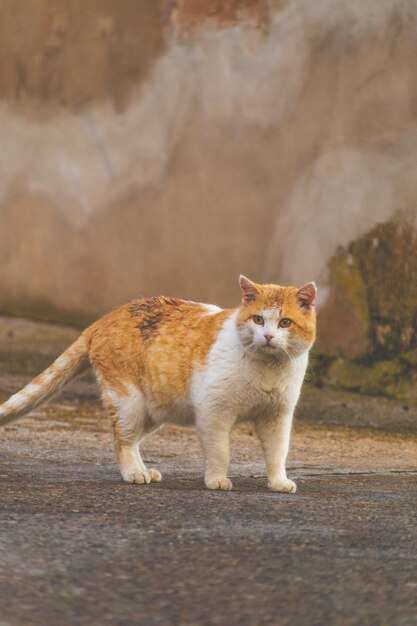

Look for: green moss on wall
[353,220,417,357]
[309,348,417,406]
[344,219,417,357]
[328,248,370,340]
[313,215,417,405]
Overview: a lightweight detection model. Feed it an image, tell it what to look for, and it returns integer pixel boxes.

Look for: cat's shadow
[128,476,280,494]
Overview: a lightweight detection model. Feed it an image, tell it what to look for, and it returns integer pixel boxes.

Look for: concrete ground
[0,316,416,626]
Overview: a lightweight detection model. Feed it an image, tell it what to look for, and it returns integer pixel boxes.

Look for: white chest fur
[191,313,309,422]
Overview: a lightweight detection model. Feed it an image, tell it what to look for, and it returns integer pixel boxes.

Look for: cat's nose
[264,333,275,343]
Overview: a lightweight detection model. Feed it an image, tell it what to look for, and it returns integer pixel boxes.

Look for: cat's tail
[0,335,89,427]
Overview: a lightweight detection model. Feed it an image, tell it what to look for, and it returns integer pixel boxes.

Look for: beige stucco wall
[1,0,416,351]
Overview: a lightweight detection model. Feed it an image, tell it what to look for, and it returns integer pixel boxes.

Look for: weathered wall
[0,0,416,352]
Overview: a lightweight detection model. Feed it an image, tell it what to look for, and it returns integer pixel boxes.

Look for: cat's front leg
[256,411,296,493]
[196,414,233,491]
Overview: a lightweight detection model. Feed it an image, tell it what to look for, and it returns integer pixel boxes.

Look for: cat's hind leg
[101,383,162,484]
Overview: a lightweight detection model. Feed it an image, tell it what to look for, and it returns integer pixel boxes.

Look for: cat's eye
[253,315,264,326]
[279,318,292,328]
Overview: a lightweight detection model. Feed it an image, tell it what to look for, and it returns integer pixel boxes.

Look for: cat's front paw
[149,468,162,482]
[122,468,162,484]
[268,478,297,493]
[205,477,233,491]
[122,469,152,484]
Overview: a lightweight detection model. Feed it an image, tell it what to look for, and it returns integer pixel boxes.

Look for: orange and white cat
[0,276,316,493]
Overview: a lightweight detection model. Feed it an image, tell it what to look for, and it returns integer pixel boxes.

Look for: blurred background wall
[1,0,416,356]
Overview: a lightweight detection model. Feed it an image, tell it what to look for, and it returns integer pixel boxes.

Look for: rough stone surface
[314,217,417,404]
[321,216,417,357]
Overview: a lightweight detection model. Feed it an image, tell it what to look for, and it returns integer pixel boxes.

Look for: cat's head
[236,275,317,360]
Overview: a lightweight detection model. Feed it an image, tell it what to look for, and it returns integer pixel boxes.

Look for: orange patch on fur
[86,298,232,407]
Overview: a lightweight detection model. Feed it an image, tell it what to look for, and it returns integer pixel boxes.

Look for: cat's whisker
[243,343,261,360]
[281,345,294,362]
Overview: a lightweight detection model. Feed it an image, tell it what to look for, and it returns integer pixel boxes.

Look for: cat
[0,276,316,492]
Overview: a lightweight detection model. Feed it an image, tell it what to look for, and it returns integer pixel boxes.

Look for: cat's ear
[297,281,317,311]
[239,275,260,305]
